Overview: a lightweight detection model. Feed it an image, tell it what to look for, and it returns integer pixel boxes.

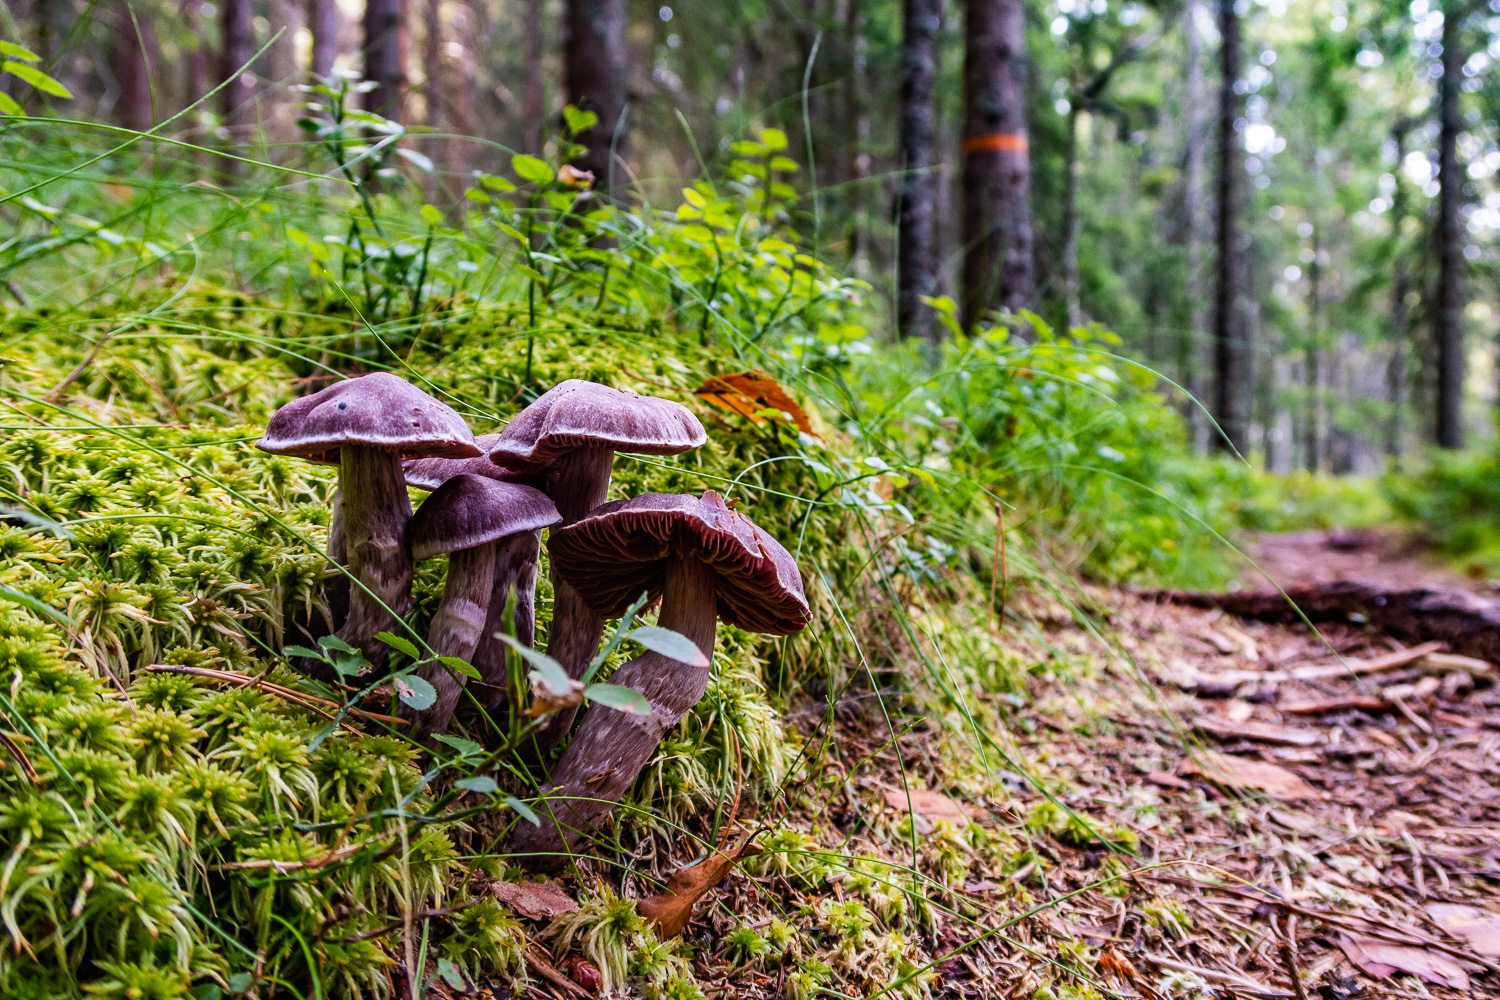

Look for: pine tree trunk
[110,6,153,133]
[1434,0,1465,449]
[221,0,256,172]
[1386,123,1413,460]
[365,0,409,119]
[1210,0,1250,454]
[897,0,941,342]
[1304,221,1322,471]
[1183,0,1209,451]
[310,0,343,79]
[564,0,628,191]
[523,0,546,154]
[960,0,1035,333]
[1061,104,1081,330]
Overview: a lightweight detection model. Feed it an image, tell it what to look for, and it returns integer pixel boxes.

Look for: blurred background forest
[6,0,1500,476]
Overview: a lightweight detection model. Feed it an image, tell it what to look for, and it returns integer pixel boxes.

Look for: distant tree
[221,0,255,161]
[565,0,627,190]
[310,0,343,80]
[1434,0,1465,449]
[1386,118,1416,460]
[365,0,409,117]
[961,0,1035,332]
[1183,0,1209,450]
[1210,0,1249,454]
[897,0,941,343]
[110,6,153,132]
[523,0,546,154]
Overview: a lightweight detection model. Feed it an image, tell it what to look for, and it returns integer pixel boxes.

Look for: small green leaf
[0,92,22,117]
[504,795,541,826]
[192,983,224,1000]
[768,156,800,173]
[376,631,420,659]
[481,174,517,192]
[437,655,481,680]
[626,625,710,667]
[433,734,485,758]
[563,104,599,134]
[396,147,433,171]
[420,204,443,225]
[0,41,40,61]
[496,222,527,245]
[3,61,72,98]
[227,972,254,993]
[495,633,572,696]
[465,187,492,203]
[318,635,358,654]
[331,653,365,678]
[437,957,466,989]
[281,644,327,662]
[395,674,438,711]
[760,128,788,151]
[511,154,555,184]
[454,776,498,795]
[584,683,652,716]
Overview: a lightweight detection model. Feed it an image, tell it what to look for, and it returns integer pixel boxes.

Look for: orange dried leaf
[694,371,814,434]
[491,880,579,920]
[637,841,763,939]
[1179,750,1318,800]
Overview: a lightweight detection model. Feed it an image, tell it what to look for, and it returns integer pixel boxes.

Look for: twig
[992,502,1008,630]
[144,664,408,727]
[1278,915,1309,1000]
[43,336,113,402]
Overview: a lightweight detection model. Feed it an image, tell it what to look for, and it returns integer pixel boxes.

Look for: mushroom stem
[337,445,414,673]
[534,444,615,747]
[512,556,717,860]
[326,489,349,631]
[402,542,497,741]
[471,529,542,714]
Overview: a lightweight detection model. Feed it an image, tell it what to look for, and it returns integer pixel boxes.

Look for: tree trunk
[844,0,869,272]
[1434,0,1465,449]
[960,0,1035,332]
[1304,220,1322,471]
[564,0,628,192]
[310,0,343,79]
[365,0,409,119]
[897,0,941,342]
[110,6,153,133]
[1183,0,1209,451]
[1210,0,1249,454]
[220,0,256,172]
[1386,122,1413,461]
[523,0,546,154]
[423,0,444,185]
[1061,105,1081,330]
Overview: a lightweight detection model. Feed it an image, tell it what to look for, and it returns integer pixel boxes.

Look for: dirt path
[1243,528,1492,596]
[990,581,1500,999]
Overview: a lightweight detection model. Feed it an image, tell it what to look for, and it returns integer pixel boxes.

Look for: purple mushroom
[257,372,479,675]
[401,474,560,740]
[488,380,707,745]
[510,490,809,860]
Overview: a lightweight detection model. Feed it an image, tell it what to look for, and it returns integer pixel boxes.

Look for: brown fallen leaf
[1337,934,1470,990]
[524,947,592,999]
[1428,903,1500,957]
[881,788,974,824]
[1193,717,1323,747]
[1179,750,1318,799]
[491,880,579,920]
[637,841,763,939]
[694,371,814,434]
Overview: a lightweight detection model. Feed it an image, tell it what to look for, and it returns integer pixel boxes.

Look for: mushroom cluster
[257,374,810,852]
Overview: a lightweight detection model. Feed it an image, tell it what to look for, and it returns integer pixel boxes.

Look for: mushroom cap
[257,372,481,463]
[488,379,707,474]
[409,474,561,561]
[403,433,539,491]
[549,490,810,635]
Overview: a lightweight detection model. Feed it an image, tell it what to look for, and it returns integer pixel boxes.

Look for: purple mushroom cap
[549,490,810,636]
[257,372,481,462]
[487,379,707,474]
[409,475,561,561]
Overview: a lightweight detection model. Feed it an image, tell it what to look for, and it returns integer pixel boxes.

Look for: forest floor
[906,530,1500,1000]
